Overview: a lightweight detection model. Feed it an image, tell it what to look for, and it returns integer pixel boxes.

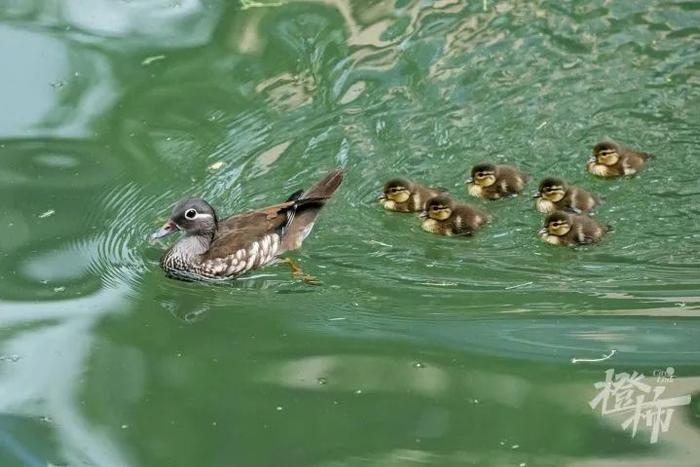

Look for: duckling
[587,141,653,177]
[465,162,529,199]
[533,177,600,214]
[420,195,491,236]
[379,178,447,212]
[538,211,609,246]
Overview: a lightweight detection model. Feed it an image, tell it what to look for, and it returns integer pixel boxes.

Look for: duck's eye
[185,209,197,219]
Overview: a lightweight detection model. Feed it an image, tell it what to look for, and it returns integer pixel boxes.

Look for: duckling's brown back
[569,214,607,244]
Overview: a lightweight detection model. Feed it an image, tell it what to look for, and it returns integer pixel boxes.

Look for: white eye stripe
[184,209,213,220]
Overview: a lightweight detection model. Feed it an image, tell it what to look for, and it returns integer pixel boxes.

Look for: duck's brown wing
[204,169,344,260]
[204,202,294,259]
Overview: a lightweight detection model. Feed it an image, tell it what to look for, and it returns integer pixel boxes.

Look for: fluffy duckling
[533,177,600,214]
[538,211,609,246]
[420,195,491,236]
[380,178,447,212]
[465,162,529,199]
[587,141,653,177]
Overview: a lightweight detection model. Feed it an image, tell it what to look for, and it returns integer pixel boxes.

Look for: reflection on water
[0,286,132,467]
[1,0,699,465]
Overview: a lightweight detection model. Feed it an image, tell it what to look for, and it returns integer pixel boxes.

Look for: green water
[1,0,700,466]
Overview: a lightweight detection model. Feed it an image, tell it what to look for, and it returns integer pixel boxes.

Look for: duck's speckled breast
[162,233,281,281]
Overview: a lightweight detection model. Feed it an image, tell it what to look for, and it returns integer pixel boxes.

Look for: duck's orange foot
[279,257,321,285]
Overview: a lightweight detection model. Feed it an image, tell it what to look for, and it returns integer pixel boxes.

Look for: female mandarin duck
[151,169,343,281]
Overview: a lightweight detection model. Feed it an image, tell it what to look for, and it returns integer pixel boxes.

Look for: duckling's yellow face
[547,217,571,236]
[541,184,566,202]
[428,202,452,221]
[473,170,496,187]
[384,185,410,203]
[595,148,620,166]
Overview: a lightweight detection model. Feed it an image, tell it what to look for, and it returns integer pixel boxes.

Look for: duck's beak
[419,210,428,220]
[538,227,547,236]
[377,191,386,201]
[587,156,596,164]
[532,191,542,198]
[151,220,179,240]
[465,177,474,184]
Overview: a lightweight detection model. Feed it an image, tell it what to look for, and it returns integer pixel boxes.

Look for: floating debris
[208,161,226,170]
[571,349,616,364]
[141,55,166,66]
[240,0,284,9]
[317,377,328,385]
[120,424,129,430]
[53,286,66,293]
[38,210,55,218]
[275,406,284,411]
[505,281,533,290]
[364,239,393,248]
[354,389,363,395]
[413,362,426,369]
[418,281,457,287]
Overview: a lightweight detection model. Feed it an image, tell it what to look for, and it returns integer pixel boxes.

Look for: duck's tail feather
[301,169,344,200]
[280,169,344,251]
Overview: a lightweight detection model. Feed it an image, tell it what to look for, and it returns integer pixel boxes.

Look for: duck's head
[592,142,620,166]
[421,195,454,221]
[151,198,218,240]
[381,178,413,203]
[466,163,497,187]
[535,177,568,202]
[541,211,572,237]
